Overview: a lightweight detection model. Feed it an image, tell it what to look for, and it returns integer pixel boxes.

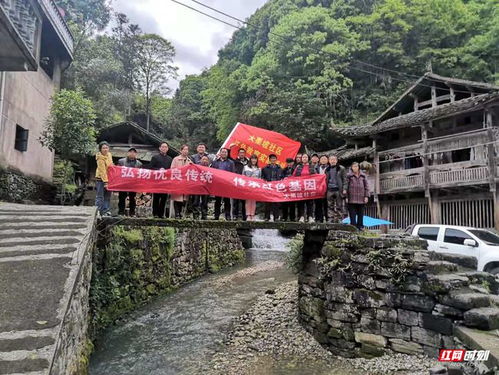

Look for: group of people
[95,141,370,230]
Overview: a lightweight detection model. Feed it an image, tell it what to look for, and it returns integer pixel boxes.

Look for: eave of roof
[372,72,499,125]
[330,92,499,138]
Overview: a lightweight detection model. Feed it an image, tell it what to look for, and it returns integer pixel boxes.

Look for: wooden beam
[431,86,437,108]
[449,86,455,102]
[485,109,496,193]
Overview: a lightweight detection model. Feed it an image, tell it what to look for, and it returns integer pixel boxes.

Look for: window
[469,230,499,246]
[418,227,439,241]
[444,229,472,245]
[14,125,29,152]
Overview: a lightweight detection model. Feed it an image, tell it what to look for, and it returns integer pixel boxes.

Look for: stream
[88,229,358,374]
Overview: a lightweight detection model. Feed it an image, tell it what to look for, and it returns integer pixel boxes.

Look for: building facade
[0,0,73,181]
[331,73,499,230]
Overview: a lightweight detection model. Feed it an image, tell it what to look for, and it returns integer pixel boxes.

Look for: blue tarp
[342,216,393,227]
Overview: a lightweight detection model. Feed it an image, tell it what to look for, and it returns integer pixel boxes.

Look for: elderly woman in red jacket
[343,162,370,230]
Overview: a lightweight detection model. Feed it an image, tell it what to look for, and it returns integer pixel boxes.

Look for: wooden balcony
[379,162,493,194]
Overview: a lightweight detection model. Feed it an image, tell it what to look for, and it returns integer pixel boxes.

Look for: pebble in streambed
[201,281,439,375]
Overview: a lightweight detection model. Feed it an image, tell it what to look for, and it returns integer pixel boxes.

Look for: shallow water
[88,230,356,375]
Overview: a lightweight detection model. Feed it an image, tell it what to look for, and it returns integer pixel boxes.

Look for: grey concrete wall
[0,68,59,182]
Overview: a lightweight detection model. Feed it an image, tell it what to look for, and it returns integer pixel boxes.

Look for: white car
[407,224,499,275]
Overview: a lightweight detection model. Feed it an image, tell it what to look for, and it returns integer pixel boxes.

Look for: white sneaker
[308,217,315,223]
[299,216,305,223]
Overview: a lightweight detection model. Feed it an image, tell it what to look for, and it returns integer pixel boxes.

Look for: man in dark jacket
[118,147,142,216]
[212,148,235,220]
[325,155,347,222]
[191,143,209,164]
[233,148,249,220]
[281,158,296,221]
[261,154,283,221]
[150,142,172,218]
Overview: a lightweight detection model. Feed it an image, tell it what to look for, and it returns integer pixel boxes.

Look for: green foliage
[40,89,96,159]
[286,234,304,273]
[367,248,414,284]
[90,226,176,330]
[181,0,498,149]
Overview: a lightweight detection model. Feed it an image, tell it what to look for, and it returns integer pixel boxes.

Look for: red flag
[107,165,326,202]
[221,123,301,168]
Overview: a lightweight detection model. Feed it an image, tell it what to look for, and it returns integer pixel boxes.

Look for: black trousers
[215,197,231,219]
[233,199,246,220]
[118,191,136,216]
[265,202,280,220]
[314,197,328,222]
[297,199,314,218]
[153,193,168,218]
[192,195,208,219]
[348,203,365,230]
[281,202,296,221]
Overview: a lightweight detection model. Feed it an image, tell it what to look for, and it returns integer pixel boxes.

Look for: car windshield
[469,230,499,246]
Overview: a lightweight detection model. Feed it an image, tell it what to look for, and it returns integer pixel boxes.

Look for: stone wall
[298,230,499,359]
[0,167,56,203]
[51,235,94,374]
[90,225,245,332]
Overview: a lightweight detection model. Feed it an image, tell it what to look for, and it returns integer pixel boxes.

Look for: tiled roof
[331,93,499,137]
[324,146,375,161]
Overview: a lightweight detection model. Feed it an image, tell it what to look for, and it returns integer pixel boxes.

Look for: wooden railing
[380,165,491,193]
[429,166,489,185]
[380,174,424,192]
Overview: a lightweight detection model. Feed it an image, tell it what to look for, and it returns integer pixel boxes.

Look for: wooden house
[330,73,499,230]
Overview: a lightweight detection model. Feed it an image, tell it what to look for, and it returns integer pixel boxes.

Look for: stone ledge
[454,326,499,370]
[99,217,356,232]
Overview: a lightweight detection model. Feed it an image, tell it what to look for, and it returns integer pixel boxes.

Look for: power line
[170,0,243,30]
[170,0,489,96]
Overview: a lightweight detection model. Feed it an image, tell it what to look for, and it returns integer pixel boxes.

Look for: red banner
[221,123,301,168]
[107,165,326,202]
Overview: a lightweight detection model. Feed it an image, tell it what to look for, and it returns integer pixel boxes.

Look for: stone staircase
[426,252,499,371]
[0,203,97,375]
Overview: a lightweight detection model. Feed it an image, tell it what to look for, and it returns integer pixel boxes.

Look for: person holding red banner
[261,154,283,221]
[170,144,192,218]
[150,142,172,218]
[294,153,315,223]
[243,154,261,221]
[212,148,235,220]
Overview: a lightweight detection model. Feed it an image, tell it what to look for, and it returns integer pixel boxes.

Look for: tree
[40,89,96,160]
[135,34,178,131]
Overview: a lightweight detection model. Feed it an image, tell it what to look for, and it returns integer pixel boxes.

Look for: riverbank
[204,280,440,375]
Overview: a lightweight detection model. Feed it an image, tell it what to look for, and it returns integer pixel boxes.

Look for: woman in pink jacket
[171,144,192,218]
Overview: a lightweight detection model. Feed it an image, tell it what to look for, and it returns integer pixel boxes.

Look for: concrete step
[0,336,55,352]
[0,222,88,231]
[0,244,77,259]
[455,326,499,369]
[0,215,89,223]
[426,260,459,274]
[0,209,91,216]
[0,357,49,374]
[0,228,85,238]
[0,236,81,248]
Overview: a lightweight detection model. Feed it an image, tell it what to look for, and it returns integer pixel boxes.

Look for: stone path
[0,203,96,375]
